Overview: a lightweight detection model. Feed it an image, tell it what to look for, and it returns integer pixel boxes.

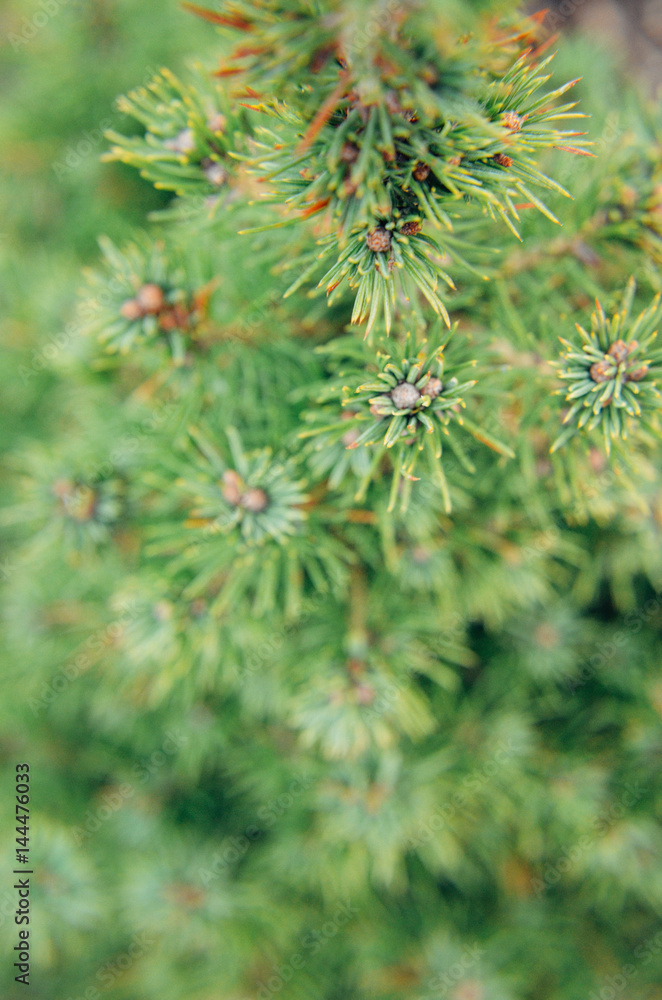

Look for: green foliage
[145,424,351,617]
[253,52,584,237]
[105,65,250,198]
[240,24,589,331]
[2,441,125,561]
[553,279,662,453]
[308,222,455,334]
[81,235,210,361]
[591,100,662,262]
[299,328,514,511]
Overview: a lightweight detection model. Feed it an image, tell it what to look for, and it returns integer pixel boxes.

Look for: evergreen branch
[145,425,352,616]
[297,328,513,511]
[104,66,250,197]
[551,280,662,455]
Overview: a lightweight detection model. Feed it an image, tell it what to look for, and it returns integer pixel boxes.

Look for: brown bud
[413,161,430,181]
[626,365,649,382]
[493,153,513,168]
[136,284,165,315]
[311,41,337,72]
[502,111,523,131]
[422,376,443,399]
[240,487,269,513]
[448,155,462,167]
[120,298,143,321]
[400,220,422,236]
[340,141,360,163]
[366,227,392,253]
[158,303,192,331]
[589,359,613,383]
[59,484,96,522]
[221,469,243,506]
[607,340,629,364]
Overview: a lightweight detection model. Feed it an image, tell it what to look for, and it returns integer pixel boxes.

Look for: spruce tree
[3,2,662,999]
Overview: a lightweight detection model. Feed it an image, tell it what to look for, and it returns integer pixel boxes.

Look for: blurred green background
[0,5,213,998]
[0,0,212,463]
